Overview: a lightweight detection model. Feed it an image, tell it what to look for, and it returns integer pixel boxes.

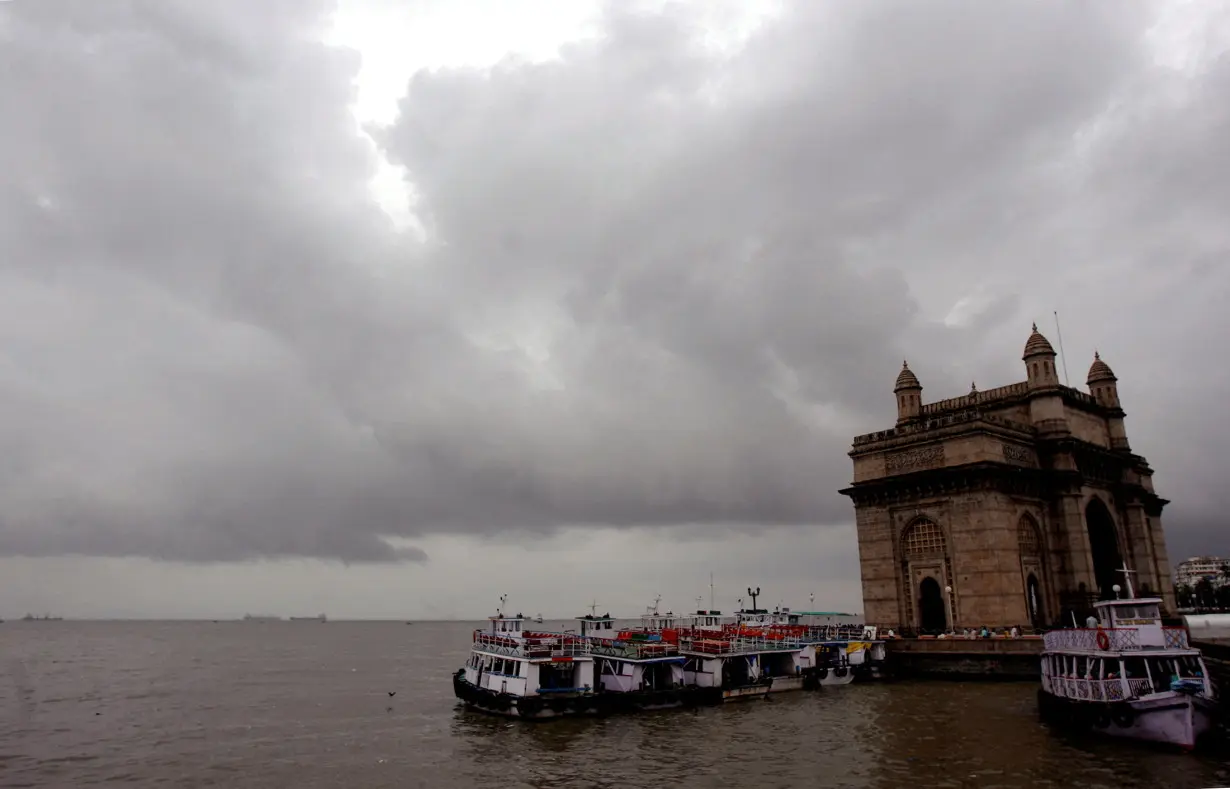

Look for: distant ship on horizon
[290,614,327,622]
[242,614,282,622]
[21,613,63,621]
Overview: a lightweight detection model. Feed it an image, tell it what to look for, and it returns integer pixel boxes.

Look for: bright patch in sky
[327,0,781,231]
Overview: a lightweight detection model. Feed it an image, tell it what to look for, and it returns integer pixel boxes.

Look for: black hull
[1036,687,1135,733]
[453,670,722,720]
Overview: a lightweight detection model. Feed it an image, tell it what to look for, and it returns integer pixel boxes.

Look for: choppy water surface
[2,621,1227,788]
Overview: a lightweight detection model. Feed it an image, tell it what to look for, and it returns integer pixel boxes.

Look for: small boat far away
[290,614,327,622]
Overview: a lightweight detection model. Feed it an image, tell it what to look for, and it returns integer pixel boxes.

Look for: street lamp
[945,585,954,632]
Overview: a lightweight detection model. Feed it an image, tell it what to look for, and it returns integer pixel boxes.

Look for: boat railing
[589,638,679,660]
[472,630,591,658]
[1163,627,1190,649]
[1042,627,1141,652]
[1047,674,1165,701]
[679,635,810,655]
[1048,676,1127,702]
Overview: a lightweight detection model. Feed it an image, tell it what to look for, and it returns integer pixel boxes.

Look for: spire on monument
[1088,350,1116,384]
[1023,322,1056,359]
[894,360,921,392]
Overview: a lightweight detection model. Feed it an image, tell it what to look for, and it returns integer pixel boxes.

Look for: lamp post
[945,585,955,632]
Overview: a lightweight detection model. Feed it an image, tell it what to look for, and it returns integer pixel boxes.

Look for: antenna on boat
[709,572,714,611]
[589,599,599,618]
[649,594,661,615]
[810,592,815,609]
[695,595,704,611]
[1116,564,1138,599]
[748,587,760,611]
[1053,310,1071,387]
[497,594,508,617]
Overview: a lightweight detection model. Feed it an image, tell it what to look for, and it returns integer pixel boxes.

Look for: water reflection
[4,621,1227,789]
[451,681,1229,789]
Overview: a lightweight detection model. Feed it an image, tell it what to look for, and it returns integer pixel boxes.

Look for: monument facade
[840,325,1174,632]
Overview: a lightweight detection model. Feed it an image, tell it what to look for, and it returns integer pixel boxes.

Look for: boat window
[1177,656,1204,678]
[1121,658,1146,679]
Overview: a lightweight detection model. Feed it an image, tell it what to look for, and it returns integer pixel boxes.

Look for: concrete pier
[885,637,1043,680]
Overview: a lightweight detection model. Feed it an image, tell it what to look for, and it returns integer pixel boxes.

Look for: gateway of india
[840,324,1174,633]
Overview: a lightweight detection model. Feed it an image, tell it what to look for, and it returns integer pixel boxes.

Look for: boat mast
[709,572,714,611]
[1116,564,1137,599]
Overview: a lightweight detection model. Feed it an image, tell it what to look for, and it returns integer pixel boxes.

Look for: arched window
[903,519,946,556]
[1018,516,1041,557]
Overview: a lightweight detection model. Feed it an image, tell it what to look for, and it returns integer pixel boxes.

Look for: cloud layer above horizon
[2,0,1228,567]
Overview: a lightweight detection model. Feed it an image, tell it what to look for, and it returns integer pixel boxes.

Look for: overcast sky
[1,0,1227,620]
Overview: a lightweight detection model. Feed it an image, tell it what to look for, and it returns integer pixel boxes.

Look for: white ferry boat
[574,613,723,711]
[1038,570,1218,750]
[730,602,886,686]
[453,604,597,720]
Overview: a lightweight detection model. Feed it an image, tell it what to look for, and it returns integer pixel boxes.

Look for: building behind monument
[840,325,1174,633]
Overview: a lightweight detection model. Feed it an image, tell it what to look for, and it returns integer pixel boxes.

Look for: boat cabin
[576,613,616,638]
[682,610,732,631]
[640,611,683,631]
[1092,598,1166,648]
[487,613,526,637]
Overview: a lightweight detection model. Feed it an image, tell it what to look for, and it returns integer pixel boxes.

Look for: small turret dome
[894,361,921,392]
[1087,351,1116,384]
[1023,323,1055,359]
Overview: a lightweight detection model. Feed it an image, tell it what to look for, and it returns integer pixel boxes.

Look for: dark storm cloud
[1,0,1226,563]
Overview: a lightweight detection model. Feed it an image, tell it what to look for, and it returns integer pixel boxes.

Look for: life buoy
[1095,629,1110,650]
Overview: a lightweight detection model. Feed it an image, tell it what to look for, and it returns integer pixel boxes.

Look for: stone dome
[1022,323,1056,359]
[1087,351,1117,384]
[894,361,921,392]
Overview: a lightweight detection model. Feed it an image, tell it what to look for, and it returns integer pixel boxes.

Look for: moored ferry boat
[575,612,723,711]
[454,602,598,720]
[1038,571,1218,750]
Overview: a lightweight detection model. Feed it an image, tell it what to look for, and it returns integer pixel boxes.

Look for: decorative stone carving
[885,445,944,473]
[1002,442,1034,465]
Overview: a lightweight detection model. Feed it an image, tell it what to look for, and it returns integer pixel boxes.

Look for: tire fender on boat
[1111,704,1135,728]
[1093,707,1111,729]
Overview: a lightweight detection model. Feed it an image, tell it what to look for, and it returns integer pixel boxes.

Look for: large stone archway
[1085,497,1123,600]
[901,518,953,631]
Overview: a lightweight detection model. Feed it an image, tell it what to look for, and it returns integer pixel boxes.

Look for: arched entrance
[1085,498,1123,600]
[1026,573,1044,628]
[918,577,947,633]
[1018,515,1047,629]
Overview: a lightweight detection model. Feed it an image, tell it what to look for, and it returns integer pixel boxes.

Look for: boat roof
[793,611,859,617]
[1093,597,1162,609]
